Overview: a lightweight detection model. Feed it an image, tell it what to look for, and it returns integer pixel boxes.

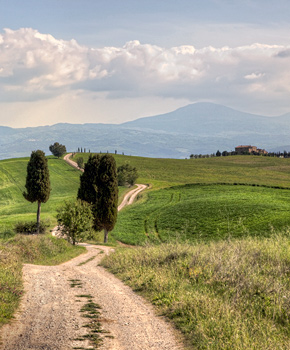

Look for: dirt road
[1,155,183,349]
[63,153,82,171]
[1,246,182,350]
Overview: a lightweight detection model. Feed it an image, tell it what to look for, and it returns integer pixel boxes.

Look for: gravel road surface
[1,246,183,349]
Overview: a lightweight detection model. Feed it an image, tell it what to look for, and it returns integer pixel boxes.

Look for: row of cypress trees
[23,151,118,242]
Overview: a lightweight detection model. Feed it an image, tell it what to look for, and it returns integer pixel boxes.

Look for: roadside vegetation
[103,233,290,349]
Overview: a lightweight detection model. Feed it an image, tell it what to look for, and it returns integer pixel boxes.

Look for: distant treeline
[190,150,290,159]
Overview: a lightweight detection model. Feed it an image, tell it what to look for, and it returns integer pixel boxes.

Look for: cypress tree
[94,154,118,243]
[23,150,51,234]
[77,154,100,204]
[77,154,118,243]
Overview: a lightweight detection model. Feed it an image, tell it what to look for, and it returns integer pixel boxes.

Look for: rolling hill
[1,102,290,159]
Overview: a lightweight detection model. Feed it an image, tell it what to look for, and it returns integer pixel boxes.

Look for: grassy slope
[103,234,290,350]
[74,153,290,245]
[113,184,290,245]
[0,156,80,232]
[0,155,132,234]
[74,153,290,188]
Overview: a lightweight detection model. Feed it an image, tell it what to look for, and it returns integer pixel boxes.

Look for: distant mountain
[0,102,290,160]
[122,102,290,137]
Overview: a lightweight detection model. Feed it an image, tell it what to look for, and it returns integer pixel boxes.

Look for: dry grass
[103,232,290,349]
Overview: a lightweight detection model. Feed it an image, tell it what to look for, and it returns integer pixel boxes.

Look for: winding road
[64,153,147,212]
[0,154,183,350]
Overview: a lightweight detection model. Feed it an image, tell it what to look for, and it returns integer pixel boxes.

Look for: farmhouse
[235,145,268,155]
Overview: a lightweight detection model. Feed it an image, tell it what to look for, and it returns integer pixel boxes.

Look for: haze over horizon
[1,1,290,127]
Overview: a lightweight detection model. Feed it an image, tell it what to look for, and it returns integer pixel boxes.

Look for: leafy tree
[76,157,84,169]
[56,200,93,245]
[216,150,221,157]
[23,150,51,234]
[49,142,66,158]
[117,163,138,186]
[78,154,100,204]
[94,155,118,243]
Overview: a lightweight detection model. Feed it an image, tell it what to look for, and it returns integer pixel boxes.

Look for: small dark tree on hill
[94,155,118,243]
[49,142,66,158]
[117,163,138,186]
[23,150,51,234]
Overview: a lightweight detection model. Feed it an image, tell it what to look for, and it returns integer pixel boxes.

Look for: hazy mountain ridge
[1,103,290,160]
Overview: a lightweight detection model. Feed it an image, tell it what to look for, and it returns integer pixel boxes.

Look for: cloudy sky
[1,0,290,127]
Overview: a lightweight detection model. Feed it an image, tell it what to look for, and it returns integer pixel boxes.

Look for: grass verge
[102,233,290,349]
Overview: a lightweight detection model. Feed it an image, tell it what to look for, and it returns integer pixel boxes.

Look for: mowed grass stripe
[112,184,290,245]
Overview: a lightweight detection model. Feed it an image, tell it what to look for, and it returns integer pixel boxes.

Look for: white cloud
[1,27,290,122]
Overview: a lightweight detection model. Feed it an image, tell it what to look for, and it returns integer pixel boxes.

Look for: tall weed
[103,233,290,349]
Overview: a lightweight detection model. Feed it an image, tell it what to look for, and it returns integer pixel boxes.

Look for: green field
[112,184,290,245]
[74,153,290,188]
[0,156,81,232]
[71,154,290,245]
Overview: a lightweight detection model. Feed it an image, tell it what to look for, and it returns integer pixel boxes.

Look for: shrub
[76,157,84,169]
[117,163,138,186]
[56,200,93,245]
[14,221,48,234]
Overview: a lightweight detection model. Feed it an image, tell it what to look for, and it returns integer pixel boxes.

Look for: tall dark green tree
[23,150,51,234]
[94,154,118,243]
[77,154,100,204]
[77,154,118,243]
[49,142,66,158]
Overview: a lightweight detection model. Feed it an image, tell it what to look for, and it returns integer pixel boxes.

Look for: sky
[1,0,290,127]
